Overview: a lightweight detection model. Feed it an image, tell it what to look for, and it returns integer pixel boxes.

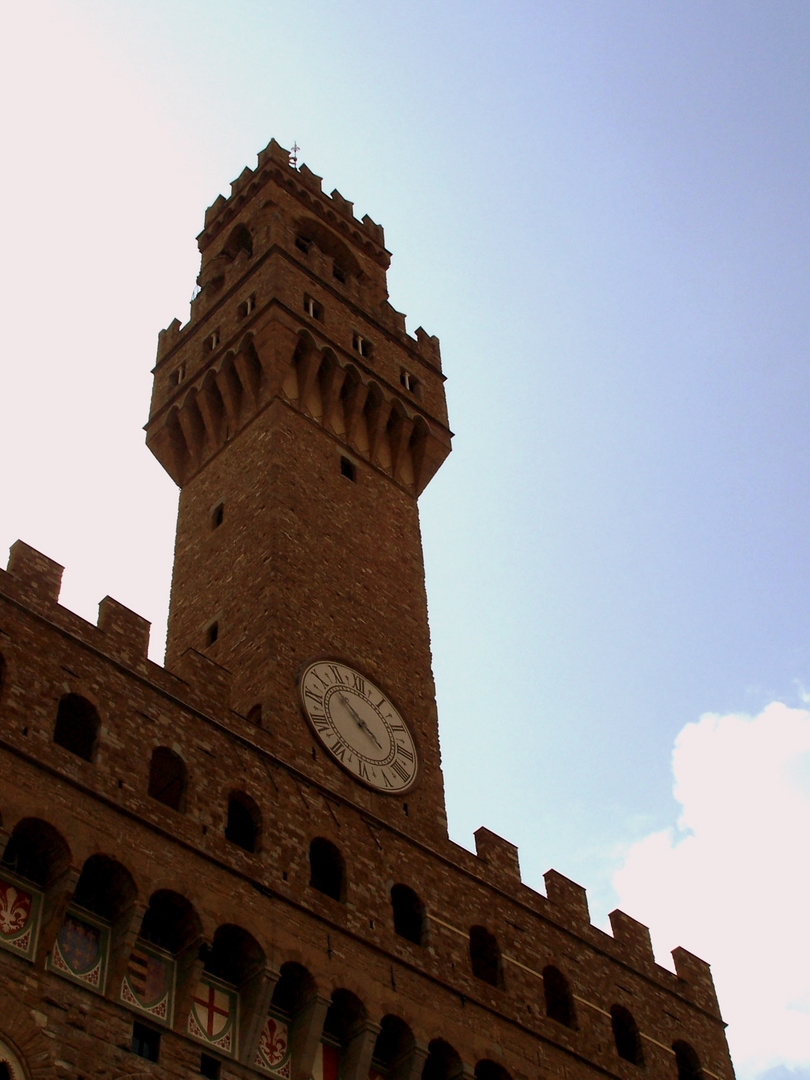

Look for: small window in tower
[340,456,356,482]
[295,235,312,254]
[208,331,220,351]
[391,884,426,945]
[238,295,256,319]
[225,791,260,852]
[132,1021,160,1062]
[247,703,263,726]
[211,502,225,530]
[309,837,345,901]
[303,294,323,321]
[611,1005,643,1065]
[53,693,99,762]
[333,263,346,283]
[200,1053,221,1079]
[172,362,186,387]
[352,333,373,359]
[400,368,420,396]
[148,747,187,812]
[469,925,503,987]
[206,621,219,647]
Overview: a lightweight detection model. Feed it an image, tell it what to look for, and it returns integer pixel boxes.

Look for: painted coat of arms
[120,940,175,1024]
[0,873,42,959]
[48,908,109,991]
[255,1010,291,1076]
[187,974,239,1057]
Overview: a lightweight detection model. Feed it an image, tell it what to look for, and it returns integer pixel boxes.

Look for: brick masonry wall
[0,559,734,1080]
[0,141,735,1080]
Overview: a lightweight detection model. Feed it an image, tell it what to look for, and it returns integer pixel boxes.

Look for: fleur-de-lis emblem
[0,884,31,936]
[260,1018,288,1066]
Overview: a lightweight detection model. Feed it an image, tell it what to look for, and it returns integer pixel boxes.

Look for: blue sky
[2,3,810,1076]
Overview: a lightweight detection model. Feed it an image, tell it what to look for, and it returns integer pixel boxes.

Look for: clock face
[299,661,418,793]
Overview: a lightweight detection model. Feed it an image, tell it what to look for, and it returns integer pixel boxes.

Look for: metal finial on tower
[291,142,300,169]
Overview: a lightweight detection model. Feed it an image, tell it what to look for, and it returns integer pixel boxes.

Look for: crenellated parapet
[145,144,452,495]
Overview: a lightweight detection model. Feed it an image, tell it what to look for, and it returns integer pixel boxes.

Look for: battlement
[197,138,388,263]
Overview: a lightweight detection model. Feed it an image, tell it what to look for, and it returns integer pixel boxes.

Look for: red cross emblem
[192,980,231,1037]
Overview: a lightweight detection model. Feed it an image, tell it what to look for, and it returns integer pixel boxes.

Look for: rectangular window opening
[238,295,256,319]
[211,502,225,530]
[132,1021,160,1062]
[206,621,219,646]
[400,368,420,395]
[304,295,323,321]
[295,235,312,253]
[352,333,372,359]
[200,1053,221,1079]
[333,263,346,283]
[340,457,356,482]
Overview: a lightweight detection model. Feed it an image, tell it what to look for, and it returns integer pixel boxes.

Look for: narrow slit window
[206,621,219,647]
[211,502,225,529]
[172,362,186,387]
[333,263,346,283]
[340,457,356,482]
[208,331,220,351]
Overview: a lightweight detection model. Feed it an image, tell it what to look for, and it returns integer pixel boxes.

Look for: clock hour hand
[338,693,383,750]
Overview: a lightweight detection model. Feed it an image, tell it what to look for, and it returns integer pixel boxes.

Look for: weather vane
[291,141,300,169]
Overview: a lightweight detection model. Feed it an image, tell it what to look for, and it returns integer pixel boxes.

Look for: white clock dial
[299,661,418,793]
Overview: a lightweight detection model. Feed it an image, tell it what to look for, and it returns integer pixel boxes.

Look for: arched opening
[422,1039,463,1080]
[123,890,201,1021]
[53,693,99,761]
[148,747,187,811]
[72,854,136,922]
[225,791,260,853]
[543,965,576,1028]
[373,1015,415,1079]
[390,884,425,945]
[475,1061,511,1080]
[1,817,71,887]
[139,890,202,955]
[673,1041,703,1080]
[309,837,345,901]
[469,924,502,987]
[204,923,265,988]
[611,1005,643,1065]
[294,217,361,280]
[271,960,316,1017]
[322,988,366,1077]
[221,223,253,260]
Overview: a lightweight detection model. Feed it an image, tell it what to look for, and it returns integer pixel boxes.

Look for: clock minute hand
[338,693,383,750]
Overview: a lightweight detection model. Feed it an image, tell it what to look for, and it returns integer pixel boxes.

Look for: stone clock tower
[0,140,736,1080]
[146,138,452,840]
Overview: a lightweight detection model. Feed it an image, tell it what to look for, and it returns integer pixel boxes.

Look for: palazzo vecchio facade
[0,140,735,1080]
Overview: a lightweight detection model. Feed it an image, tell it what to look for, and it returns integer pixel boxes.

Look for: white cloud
[612,702,810,1080]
